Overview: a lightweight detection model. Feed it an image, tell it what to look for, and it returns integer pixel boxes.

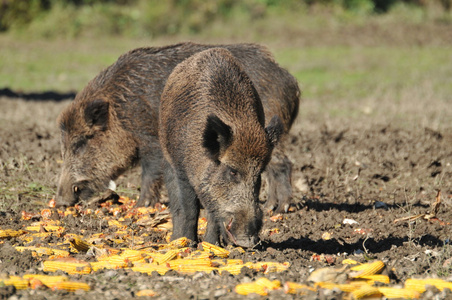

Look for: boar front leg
[137,142,164,207]
[264,145,293,213]
[164,162,200,242]
[203,212,221,245]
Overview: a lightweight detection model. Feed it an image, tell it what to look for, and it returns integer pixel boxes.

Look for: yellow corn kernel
[1,278,29,289]
[283,282,316,294]
[351,285,382,299]
[405,278,452,293]
[154,249,178,265]
[359,274,390,284]
[131,263,170,275]
[136,289,157,297]
[378,287,420,299]
[69,237,92,253]
[201,242,230,258]
[255,277,281,290]
[42,260,92,275]
[235,282,268,296]
[342,259,360,265]
[0,229,27,238]
[52,281,90,291]
[350,260,385,277]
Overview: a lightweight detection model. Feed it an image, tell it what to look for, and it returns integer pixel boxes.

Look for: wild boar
[56,42,299,210]
[159,48,284,247]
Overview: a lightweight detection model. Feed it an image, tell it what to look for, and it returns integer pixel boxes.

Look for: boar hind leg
[265,146,293,213]
[164,163,200,242]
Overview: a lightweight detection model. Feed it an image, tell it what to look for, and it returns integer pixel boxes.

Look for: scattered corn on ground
[0,197,289,294]
[235,260,451,298]
[2,197,451,297]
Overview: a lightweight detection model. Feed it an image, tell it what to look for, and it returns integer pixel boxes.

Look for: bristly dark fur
[56,42,300,212]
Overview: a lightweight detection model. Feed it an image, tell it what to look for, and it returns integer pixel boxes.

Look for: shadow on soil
[301,199,430,214]
[0,88,75,101]
[266,234,445,255]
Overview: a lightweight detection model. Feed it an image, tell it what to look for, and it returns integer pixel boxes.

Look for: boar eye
[225,167,240,182]
[72,139,87,155]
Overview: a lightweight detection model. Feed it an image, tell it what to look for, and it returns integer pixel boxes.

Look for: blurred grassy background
[1,0,451,128]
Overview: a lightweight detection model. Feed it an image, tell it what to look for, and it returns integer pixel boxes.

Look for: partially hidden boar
[56,42,299,211]
[159,48,284,247]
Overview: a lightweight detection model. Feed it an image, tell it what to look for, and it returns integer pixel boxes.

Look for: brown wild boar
[159,48,284,247]
[56,42,299,210]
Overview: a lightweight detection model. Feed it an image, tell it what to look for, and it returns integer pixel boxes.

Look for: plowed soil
[0,74,451,299]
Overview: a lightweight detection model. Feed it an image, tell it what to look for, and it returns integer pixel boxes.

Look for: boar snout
[222,208,263,248]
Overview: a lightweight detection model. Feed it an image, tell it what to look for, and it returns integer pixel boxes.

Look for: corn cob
[218,264,250,275]
[120,249,147,262]
[168,258,213,268]
[154,249,179,265]
[0,229,27,238]
[23,274,68,287]
[350,260,385,277]
[342,259,360,265]
[377,287,420,299]
[315,281,340,290]
[359,274,390,284]
[201,241,230,258]
[136,289,157,297]
[405,278,452,293]
[251,261,290,273]
[52,281,90,291]
[1,278,30,289]
[168,237,189,248]
[211,259,243,267]
[188,250,213,260]
[283,282,316,294]
[69,237,92,253]
[42,260,92,275]
[255,277,281,290]
[351,285,382,299]
[175,265,218,274]
[131,263,170,275]
[100,255,130,268]
[235,282,268,296]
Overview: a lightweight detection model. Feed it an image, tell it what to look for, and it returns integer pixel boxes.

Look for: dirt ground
[0,65,451,300]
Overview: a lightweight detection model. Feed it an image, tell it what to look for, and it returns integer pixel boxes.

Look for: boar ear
[84,99,109,130]
[265,115,284,147]
[203,114,232,161]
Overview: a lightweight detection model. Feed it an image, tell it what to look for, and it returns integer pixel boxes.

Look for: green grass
[1,29,451,130]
